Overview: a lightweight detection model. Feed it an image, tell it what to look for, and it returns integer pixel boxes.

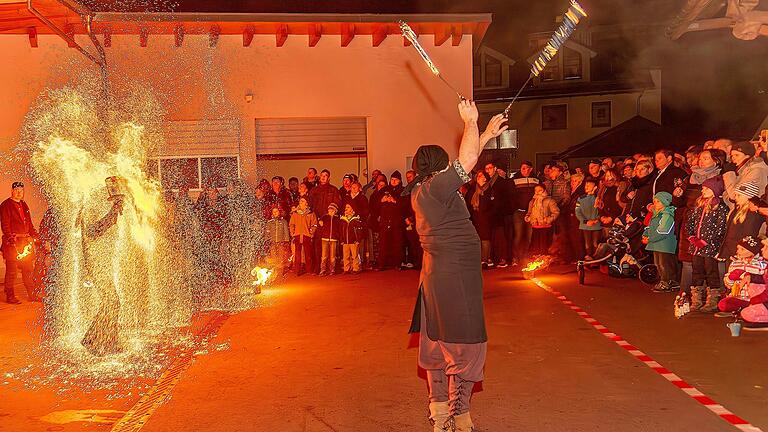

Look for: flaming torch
[522,255,554,279]
[503,0,587,116]
[16,242,33,260]
[250,266,273,291]
[398,20,466,100]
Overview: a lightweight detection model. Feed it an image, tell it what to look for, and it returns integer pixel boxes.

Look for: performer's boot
[446,376,475,431]
[428,402,450,431]
[452,413,474,432]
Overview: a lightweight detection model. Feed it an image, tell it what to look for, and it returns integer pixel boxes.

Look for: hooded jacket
[526,196,560,228]
[289,208,317,241]
[340,214,366,244]
[724,156,768,203]
[644,193,677,254]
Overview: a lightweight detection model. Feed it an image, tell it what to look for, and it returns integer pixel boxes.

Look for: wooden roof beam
[434,24,450,46]
[174,24,184,47]
[103,26,111,47]
[209,24,220,47]
[27,26,37,47]
[276,23,287,47]
[340,22,354,47]
[243,25,254,47]
[308,23,321,47]
[139,27,148,47]
[451,25,462,46]
[65,23,76,47]
[372,24,387,47]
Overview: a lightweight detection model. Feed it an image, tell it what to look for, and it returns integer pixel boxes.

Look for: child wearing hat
[718,236,768,324]
[685,176,729,311]
[318,202,341,275]
[643,191,678,292]
[718,182,764,269]
[340,203,366,274]
[289,197,318,276]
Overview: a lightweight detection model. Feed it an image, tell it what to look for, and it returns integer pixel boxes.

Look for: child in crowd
[289,197,317,276]
[265,206,291,275]
[643,192,678,293]
[525,184,560,255]
[685,177,729,311]
[575,179,601,260]
[718,236,768,319]
[318,202,341,276]
[340,204,366,274]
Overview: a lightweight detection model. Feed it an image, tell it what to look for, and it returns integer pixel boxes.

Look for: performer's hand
[481,113,508,141]
[458,100,478,124]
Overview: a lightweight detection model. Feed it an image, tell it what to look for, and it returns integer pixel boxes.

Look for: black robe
[409,161,486,344]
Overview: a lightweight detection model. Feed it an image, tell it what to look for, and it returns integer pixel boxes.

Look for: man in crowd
[509,161,539,264]
[303,168,320,189]
[362,169,382,195]
[484,160,508,268]
[339,174,353,201]
[266,176,293,217]
[1,182,38,304]
[543,163,570,260]
[287,177,300,203]
[586,159,603,183]
[652,149,688,199]
[309,170,342,272]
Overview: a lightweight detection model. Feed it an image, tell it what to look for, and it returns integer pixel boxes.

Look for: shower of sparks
[530,0,588,78]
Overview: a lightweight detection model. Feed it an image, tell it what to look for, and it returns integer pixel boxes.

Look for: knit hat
[734,182,761,198]
[11,181,23,189]
[391,170,402,181]
[731,141,755,157]
[738,235,761,256]
[328,202,339,212]
[653,191,673,207]
[701,176,725,198]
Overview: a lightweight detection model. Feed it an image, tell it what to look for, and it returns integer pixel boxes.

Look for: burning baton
[399,0,588,115]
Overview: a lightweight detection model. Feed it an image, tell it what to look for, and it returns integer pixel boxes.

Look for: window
[542,105,567,130]
[563,47,582,80]
[592,101,612,128]
[154,156,239,191]
[484,55,502,87]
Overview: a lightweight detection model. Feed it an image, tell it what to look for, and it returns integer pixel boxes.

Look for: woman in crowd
[467,171,496,268]
[525,184,560,255]
[595,168,622,231]
[685,177,729,312]
[719,183,766,269]
[621,160,655,223]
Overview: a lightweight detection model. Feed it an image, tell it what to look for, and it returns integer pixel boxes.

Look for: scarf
[403,145,450,196]
[689,164,721,185]
[471,182,489,211]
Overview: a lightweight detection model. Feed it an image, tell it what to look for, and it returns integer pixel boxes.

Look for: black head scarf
[403,145,450,196]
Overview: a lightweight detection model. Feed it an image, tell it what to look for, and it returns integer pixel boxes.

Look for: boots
[443,413,474,432]
[428,402,450,431]
[690,286,706,311]
[701,287,722,313]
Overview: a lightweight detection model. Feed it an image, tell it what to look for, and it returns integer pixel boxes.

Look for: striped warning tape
[110,312,230,432]
[529,277,764,432]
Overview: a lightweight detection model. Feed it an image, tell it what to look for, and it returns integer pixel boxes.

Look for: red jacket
[0,198,37,249]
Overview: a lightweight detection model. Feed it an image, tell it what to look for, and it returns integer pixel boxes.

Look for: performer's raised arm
[457,100,507,174]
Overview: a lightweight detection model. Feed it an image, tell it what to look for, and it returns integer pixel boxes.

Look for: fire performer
[407,100,507,431]
[1,182,38,304]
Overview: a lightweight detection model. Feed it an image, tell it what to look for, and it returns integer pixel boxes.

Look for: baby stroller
[577,220,659,285]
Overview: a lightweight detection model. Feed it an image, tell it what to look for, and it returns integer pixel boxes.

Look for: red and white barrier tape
[530,277,763,432]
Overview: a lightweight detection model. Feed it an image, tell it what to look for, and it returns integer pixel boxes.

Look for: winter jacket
[543,175,569,208]
[621,173,655,220]
[340,214,366,244]
[509,173,539,212]
[378,201,404,231]
[643,205,677,254]
[575,194,601,231]
[342,192,369,221]
[265,188,293,218]
[685,200,729,257]
[0,198,37,250]
[368,187,388,231]
[597,184,622,220]
[465,183,497,240]
[309,183,341,216]
[318,214,341,241]
[487,174,509,215]
[265,217,290,243]
[652,164,688,207]
[719,207,766,260]
[526,196,559,228]
[724,156,768,202]
[289,209,317,241]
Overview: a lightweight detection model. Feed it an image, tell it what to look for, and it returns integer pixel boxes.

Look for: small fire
[523,260,545,272]
[250,267,273,287]
[16,243,33,260]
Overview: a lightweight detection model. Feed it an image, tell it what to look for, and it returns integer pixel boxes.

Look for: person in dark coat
[565,173,586,261]
[483,160,509,267]
[596,168,623,231]
[367,178,388,268]
[408,102,506,431]
[652,149,688,207]
[265,176,293,218]
[466,171,496,267]
[376,192,404,271]
[309,170,341,273]
[1,182,38,304]
[620,160,655,223]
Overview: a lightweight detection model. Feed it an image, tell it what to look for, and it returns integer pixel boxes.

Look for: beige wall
[0,32,472,218]
[479,86,662,170]
[256,155,367,186]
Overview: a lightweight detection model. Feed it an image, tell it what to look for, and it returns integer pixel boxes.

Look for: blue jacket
[644,205,677,254]
[575,194,601,231]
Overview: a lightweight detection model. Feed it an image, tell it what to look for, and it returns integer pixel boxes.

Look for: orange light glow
[523,260,545,272]
[250,267,273,287]
[16,242,33,260]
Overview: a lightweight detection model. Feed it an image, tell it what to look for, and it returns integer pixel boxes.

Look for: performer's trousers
[3,247,34,300]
